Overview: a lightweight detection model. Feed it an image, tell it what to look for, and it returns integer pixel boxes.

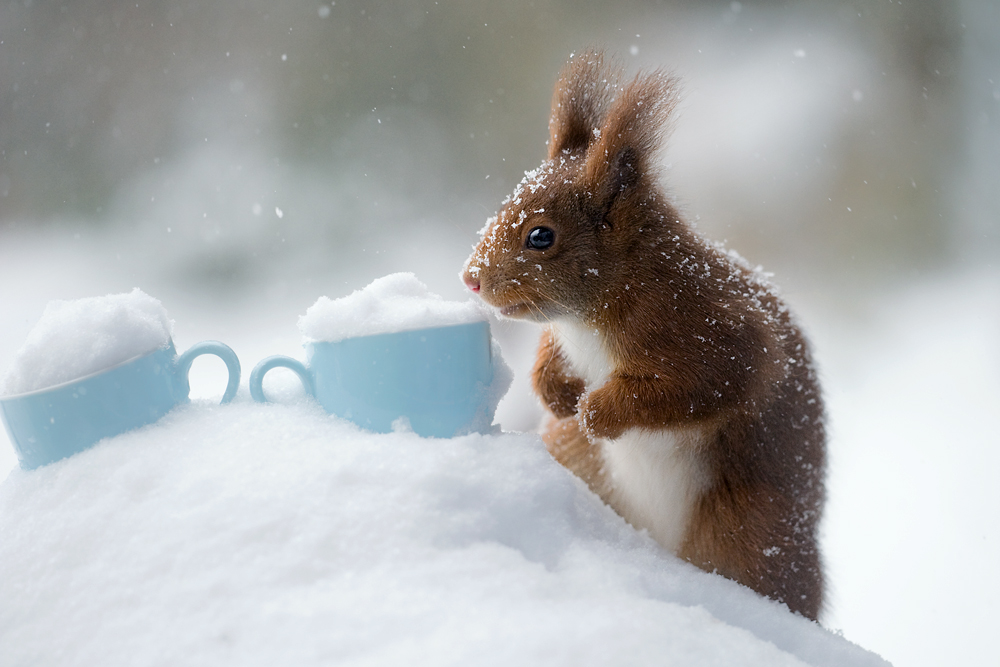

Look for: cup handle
[175,341,242,404]
[249,356,315,403]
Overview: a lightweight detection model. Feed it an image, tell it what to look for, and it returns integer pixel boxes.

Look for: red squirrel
[461,51,826,620]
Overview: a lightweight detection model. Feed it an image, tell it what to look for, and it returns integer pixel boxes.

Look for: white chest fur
[551,321,613,388]
[551,321,710,554]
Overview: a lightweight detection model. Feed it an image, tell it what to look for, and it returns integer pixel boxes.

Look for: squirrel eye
[526,226,555,250]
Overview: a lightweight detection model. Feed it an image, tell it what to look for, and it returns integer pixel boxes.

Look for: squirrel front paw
[535,376,585,419]
[578,389,627,441]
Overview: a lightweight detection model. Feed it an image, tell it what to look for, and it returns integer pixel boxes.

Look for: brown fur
[462,50,826,620]
[531,328,586,418]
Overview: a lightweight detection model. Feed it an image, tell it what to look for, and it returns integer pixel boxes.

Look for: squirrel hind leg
[542,415,609,500]
[680,483,824,621]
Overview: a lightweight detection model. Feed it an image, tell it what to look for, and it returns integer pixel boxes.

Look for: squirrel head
[462,50,681,322]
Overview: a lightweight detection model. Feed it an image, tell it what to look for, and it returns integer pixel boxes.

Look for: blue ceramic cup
[249,321,495,438]
[0,340,240,470]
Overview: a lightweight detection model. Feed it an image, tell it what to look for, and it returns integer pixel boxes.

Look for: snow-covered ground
[0,400,884,667]
[1,227,997,666]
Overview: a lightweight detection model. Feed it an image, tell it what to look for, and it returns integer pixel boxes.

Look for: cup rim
[300,318,489,347]
[0,341,175,401]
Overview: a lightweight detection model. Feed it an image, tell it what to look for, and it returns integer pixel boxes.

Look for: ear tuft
[582,70,680,200]
[547,50,619,159]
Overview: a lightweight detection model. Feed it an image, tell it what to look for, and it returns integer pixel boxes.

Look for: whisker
[523,294,553,324]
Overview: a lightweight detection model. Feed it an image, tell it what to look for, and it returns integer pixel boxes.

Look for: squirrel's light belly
[553,319,711,554]
[601,427,710,553]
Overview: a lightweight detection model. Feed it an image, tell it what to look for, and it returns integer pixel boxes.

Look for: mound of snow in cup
[298,272,485,343]
[1,288,173,396]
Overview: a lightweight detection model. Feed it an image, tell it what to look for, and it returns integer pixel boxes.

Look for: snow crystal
[0,401,887,667]
[298,272,485,343]
[1,289,173,396]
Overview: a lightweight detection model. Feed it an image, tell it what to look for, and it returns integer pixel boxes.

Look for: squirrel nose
[463,273,481,293]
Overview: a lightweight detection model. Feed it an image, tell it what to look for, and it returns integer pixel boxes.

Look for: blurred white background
[1,1,998,665]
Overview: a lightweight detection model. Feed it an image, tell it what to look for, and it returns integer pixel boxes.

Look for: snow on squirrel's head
[298,273,486,344]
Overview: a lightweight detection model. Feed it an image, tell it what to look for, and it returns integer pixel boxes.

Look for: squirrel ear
[547,50,616,159]
[582,70,679,207]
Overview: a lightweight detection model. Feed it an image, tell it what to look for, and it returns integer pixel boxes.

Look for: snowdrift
[0,400,886,666]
